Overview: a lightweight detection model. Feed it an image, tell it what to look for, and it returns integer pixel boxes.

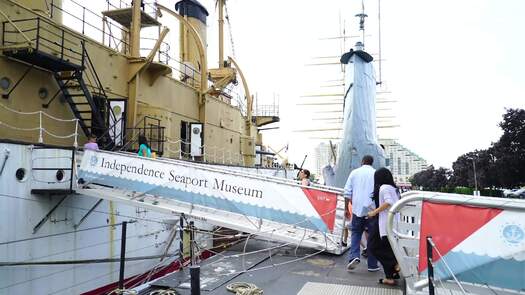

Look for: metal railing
[49,0,130,53]
[164,138,245,165]
[386,191,525,295]
[254,104,280,117]
[0,102,79,147]
[105,0,158,19]
[112,116,165,156]
[2,17,83,65]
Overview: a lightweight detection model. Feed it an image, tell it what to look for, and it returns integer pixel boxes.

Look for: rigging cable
[0,221,135,246]
[224,0,236,59]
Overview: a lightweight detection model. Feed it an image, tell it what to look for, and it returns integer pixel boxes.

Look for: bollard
[118,221,128,290]
[190,265,201,295]
[426,236,435,295]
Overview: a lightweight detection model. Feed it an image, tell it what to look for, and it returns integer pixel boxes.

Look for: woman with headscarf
[138,135,152,158]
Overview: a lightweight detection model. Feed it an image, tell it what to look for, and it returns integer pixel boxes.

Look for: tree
[410,165,452,191]
[451,149,498,189]
[491,108,525,187]
[450,108,525,189]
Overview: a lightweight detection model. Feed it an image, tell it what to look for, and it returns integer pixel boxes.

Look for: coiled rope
[107,289,137,295]
[226,282,263,295]
[149,289,178,295]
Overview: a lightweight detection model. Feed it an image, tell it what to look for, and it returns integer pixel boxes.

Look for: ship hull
[0,141,211,295]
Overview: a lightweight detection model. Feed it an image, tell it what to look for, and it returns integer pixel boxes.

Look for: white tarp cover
[334,50,386,188]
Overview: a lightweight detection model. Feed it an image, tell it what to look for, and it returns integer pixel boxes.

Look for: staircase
[53,45,115,147]
[1,17,118,148]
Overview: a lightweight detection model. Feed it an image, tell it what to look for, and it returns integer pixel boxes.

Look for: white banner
[79,150,343,233]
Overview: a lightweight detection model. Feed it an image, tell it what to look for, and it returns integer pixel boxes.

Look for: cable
[0,221,133,246]
[0,193,174,226]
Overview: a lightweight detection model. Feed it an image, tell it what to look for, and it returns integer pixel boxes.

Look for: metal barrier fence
[387,191,525,295]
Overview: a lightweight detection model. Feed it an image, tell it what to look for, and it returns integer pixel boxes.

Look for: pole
[190,265,201,295]
[179,214,184,269]
[118,221,128,290]
[189,221,195,265]
[472,158,478,195]
[218,0,224,68]
[426,236,435,295]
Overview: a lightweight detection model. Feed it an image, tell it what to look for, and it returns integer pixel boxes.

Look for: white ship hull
[0,141,211,295]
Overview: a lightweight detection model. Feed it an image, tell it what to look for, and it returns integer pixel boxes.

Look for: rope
[0,121,40,131]
[226,282,263,295]
[42,128,77,139]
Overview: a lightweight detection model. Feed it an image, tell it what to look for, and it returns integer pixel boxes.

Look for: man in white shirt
[344,155,380,271]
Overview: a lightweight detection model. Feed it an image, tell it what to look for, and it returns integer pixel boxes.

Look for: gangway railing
[387,191,525,295]
[76,149,348,254]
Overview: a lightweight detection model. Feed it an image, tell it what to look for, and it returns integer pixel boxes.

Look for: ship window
[0,77,10,90]
[15,168,26,182]
[38,87,48,99]
[56,169,65,181]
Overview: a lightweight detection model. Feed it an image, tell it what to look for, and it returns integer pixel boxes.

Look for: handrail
[386,191,525,294]
[50,0,130,53]
[0,10,34,46]
[88,149,345,195]
[0,101,79,147]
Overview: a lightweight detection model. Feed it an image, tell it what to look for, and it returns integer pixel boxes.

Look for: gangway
[77,150,348,254]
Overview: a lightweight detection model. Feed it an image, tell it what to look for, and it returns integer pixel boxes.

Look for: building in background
[379,139,428,186]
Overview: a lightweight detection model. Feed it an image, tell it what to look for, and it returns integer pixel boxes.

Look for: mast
[218,0,225,68]
[130,0,142,57]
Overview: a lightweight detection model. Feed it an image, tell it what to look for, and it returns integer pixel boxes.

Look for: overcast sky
[196,0,524,169]
[72,0,525,170]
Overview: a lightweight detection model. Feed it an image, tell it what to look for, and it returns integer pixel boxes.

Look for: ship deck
[139,239,402,295]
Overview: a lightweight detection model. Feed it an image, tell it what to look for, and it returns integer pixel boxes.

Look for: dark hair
[138,134,149,147]
[362,155,374,165]
[372,168,398,207]
[302,169,310,178]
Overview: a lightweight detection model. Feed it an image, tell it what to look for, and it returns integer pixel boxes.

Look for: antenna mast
[355,0,368,48]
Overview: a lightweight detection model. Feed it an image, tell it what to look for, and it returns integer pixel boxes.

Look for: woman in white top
[367,167,400,286]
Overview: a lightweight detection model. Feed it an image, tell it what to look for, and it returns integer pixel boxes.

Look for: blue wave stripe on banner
[79,171,329,232]
[432,251,525,291]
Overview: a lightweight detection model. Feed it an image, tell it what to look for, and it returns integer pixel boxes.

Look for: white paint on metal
[297,282,402,295]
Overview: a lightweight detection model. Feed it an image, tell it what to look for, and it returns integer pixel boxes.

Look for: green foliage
[454,186,473,195]
[410,165,452,191]
[451,108,525,190]
[411,109,524,195]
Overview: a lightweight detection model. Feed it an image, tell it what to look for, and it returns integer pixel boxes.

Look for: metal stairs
[1,17,117,148]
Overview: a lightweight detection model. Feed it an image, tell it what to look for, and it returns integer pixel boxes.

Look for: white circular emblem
[501,223,525,246]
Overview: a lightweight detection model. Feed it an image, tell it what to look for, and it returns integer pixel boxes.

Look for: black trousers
[367,217,398,279]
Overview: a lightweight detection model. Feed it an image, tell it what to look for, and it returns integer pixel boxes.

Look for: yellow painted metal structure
[0,0,264,166]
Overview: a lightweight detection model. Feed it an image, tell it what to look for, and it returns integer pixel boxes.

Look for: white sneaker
[346,258,360,270]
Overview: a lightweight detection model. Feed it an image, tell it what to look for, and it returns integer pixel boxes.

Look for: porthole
[0,77,11,90]
[38,87,48,99]
[56,169,65,181]
[112,105,122,116]
[15,168,26,182]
